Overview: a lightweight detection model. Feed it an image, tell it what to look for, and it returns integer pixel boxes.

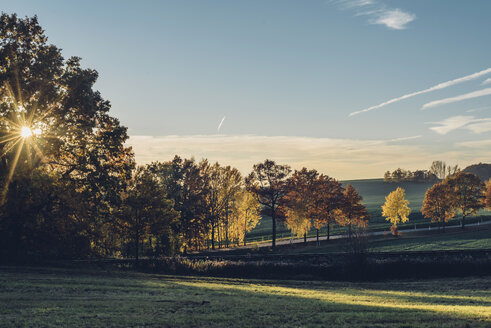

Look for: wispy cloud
[482,78,491,85]
[217,116,226,132]
[389,135,421,142]
[421,88,491,110]
[333,0,415,30]
[349,67,491,116]
[429,115,491,135]
[370,9,416,30]
[126,134,487,180]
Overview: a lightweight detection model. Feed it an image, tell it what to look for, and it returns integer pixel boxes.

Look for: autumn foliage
[381,187,411,235]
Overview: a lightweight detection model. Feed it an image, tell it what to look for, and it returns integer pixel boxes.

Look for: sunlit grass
[0,267,489,327]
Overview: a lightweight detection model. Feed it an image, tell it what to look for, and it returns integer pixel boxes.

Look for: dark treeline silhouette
[384,168,438,183]
[0,14,372,261]
[383,161,460,183]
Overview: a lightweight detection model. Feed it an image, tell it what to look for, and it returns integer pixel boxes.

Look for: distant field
[246,179,490,243]
[272,226,491,254]
[0,267,489,327]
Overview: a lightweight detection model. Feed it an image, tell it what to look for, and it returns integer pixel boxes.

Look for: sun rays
[0,81,52,204]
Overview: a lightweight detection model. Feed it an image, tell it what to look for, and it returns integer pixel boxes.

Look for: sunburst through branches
[0,82,51,204]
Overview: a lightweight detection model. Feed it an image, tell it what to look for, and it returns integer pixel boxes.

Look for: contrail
[349,67,491,116]
[217,116,226,132]
[421,87,491,110]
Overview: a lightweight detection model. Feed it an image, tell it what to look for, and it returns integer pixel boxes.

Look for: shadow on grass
[1,267,490,327]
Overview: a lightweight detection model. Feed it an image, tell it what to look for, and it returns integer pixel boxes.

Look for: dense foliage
[421,172,486,229]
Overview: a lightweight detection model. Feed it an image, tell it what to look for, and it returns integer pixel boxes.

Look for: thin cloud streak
[349,67,491,116]
[126,134,488,180]
[217,116,226,132]
[482,78,491,85]
[421,88,491,110]
[389,135,421,142]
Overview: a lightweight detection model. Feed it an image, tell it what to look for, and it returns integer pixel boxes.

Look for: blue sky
[3,0,491,179]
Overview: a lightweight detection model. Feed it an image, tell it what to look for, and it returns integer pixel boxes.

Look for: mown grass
[0,266,489,327]
[273,226,491,254]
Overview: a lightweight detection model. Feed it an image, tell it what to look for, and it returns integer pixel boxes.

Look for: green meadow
[0,267,490,328]
[273,226,491,254]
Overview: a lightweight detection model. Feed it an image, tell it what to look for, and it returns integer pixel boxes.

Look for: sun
[20,126,33,138]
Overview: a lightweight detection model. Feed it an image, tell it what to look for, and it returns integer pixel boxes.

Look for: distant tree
[314,175,345,242]
[381,187,411,235]
[119,166,178,260]
[447,164,460,178]
[229,189,261,246]
[203,162,242,249]
[391,168,406,182]
[484,179,491,208]
[430,161,459,180]
[445,172,485,228]
[336,184,370,237]
[383,171,392,182]
[284,168,318,244]
[486,179,491,209]
[430,161,447,180]
[421,182,456,231]
[246,160,291,249]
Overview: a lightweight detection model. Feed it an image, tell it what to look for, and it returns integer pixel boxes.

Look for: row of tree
[381,172,490,235]
[383,161,460,183]
[422,172,488,229]
[0,14,372,260]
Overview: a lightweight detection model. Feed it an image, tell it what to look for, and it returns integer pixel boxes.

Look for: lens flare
[20,126,33,138]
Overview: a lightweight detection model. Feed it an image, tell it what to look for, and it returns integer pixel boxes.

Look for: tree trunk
[326,223,330,241]
[272,212,277,249]
[211,222,215,250]
[316,229,319,246]
[462,213,466,229]
[244,212,247,246]
[303,233,307,244]
[134,232,139,261]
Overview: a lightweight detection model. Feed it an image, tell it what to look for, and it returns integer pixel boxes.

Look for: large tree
[445,172,485,228]
[0,14,134,258]
[228,189,261,246]
[119,166,178,260]
[313,174,345,242]
[148,156,209,253]
[485,179,491,209]
[421,182,456,231]
[203,162,242,249]
[246,160,291,249]
[382,187,411,235]
[336,184,369,237]
[284,168,318,243]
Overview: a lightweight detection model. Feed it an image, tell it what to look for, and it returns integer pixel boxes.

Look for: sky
[2,0,491,179]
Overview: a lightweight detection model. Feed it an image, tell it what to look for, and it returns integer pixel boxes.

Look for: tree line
[0,14,370,260]
[1,14,490,261]
[384,161,459,183]
[381,172,490,235]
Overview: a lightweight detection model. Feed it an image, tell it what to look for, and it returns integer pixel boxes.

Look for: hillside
[463,163,491,182]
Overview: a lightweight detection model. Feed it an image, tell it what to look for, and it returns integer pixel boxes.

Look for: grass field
[273,226,491,254]
[245,179,491,243]
[0,267,489,327]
